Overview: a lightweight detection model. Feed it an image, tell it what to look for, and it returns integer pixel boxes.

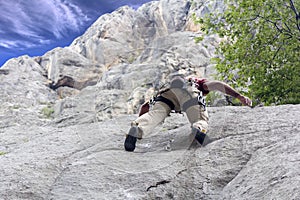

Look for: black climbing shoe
[124,134,137,152]
[194,128,211,146]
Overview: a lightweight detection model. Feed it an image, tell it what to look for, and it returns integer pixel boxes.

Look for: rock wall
[0,0,224,124]
[45,0,223,121]
[0,104,299,199]
[0,0,299,199]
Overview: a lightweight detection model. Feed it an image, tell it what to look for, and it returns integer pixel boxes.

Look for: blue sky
[0,0,155,67]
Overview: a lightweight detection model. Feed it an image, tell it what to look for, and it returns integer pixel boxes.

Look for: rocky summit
[0,0,299,199]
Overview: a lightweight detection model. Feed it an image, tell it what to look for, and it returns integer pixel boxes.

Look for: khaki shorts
[131,85,209,138]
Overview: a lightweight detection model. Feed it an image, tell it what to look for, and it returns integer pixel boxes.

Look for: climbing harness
[197,91,206,111]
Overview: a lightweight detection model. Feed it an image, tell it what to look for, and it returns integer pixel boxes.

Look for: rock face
[0,0,299,199]
[0,105,299,199]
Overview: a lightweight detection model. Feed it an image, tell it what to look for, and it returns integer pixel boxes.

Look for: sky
[0,0,156,67]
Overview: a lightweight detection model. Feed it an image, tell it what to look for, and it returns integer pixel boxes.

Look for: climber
[124,75,252,152]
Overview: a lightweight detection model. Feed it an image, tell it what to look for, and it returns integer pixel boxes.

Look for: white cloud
[36,0,90,39]
[0,0,90,49]
[0,40,37,49]
[0,41,17,49]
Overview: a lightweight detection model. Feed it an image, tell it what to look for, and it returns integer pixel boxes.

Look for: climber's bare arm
[203,81,252,107]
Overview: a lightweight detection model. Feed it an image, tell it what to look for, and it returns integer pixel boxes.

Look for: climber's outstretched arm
[203,81,252,107]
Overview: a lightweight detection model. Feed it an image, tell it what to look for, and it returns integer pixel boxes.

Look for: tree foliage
[195,0,300,105]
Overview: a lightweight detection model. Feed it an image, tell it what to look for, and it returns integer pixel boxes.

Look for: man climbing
[124,75,252,152]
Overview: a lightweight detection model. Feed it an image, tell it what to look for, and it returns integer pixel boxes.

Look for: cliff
[0,0,299,199]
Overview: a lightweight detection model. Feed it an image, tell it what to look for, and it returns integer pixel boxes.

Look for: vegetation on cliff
[195,0,300,105]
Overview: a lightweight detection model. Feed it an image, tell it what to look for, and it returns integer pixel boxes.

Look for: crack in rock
[146,180,171,192]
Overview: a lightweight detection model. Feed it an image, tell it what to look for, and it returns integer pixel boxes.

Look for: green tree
[195,0,300,105]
